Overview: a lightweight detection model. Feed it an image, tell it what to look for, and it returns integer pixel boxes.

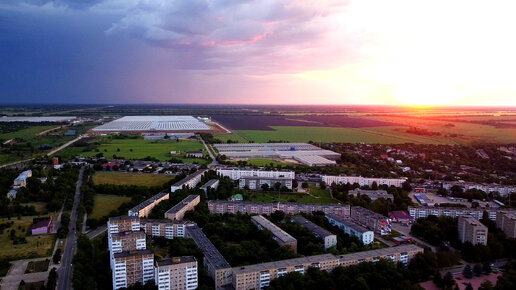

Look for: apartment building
[128,192,169,217]
[348,189,394,201]
[408,206,499,221]
[338,244,423,267]
[232,254,339,290]
[458,216,488,245]
[186,224,232,289]
[108,216,141,236]
[290,216,337,250]
[442,181,516,196]
[496,212,516,238]
[216,168,295,180]
[208,201,350,218]
[171,170,206,192]
[109,230,147,254]
[322,175,406,188]
[155,256,198,290]
[140,219,188,239]
[252,215,298,253]
[112,250,155,290]
[350,206,392,235]
[165,195,200,221]
[325,214,374,245]
[200,179,220,194]
[239,176,293,190]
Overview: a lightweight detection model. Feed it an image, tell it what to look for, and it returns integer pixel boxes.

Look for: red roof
[102,162,120,167]
[389,210,413,221]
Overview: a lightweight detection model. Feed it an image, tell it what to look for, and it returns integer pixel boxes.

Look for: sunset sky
[1,0,515,106]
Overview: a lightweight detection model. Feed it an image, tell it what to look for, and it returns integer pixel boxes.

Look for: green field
[0,216,56,260]
[89,194,132,219]
[213,132,249,143]
[63,137,210,163]
[93,172,174,186]
[247,187,337,204]
[20,202,48,215]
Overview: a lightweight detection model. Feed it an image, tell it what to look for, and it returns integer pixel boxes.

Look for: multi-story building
[442,181,516,196]
[325,214,374,245]
[186,224,232,289]
[239,176,293,190]
[200,179,220,194]
[217,168,295,180]
[155,256,198,290]
[348,189,394,201]
[171,170,206,192]
[128,192,169,217]
[112,250,155,290]
[208,201,350,218]
[350,206,392,235]
[108,216,141,236]
[290,216,336,250]
[408,206,501,221]
[232,254,339,290]
[496,212,516,238]
[140,219,188,239]
[252,215,298,253]
[165,195,200,221]
[458,216,488,245]
[13,170,32,188]
[337,244,423,267]
[109,230,147,254]
[322,175,406,188]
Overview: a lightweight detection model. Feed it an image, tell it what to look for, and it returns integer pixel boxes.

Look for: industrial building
[171,170,206,192]
[208,200,350,218]
[128,192,169,217]
[164,195,200,221]
[290,216,337,250]
[155,257,198,290]
[217,168,295,180]
[458,216,488,245]
[325,214,374,245]
[92,116,211,133]
[112,250,155,290]
[0,116,76,122]
[348,189,394,201]
[238,176,293,190]
[140,219,188,239]
[496,212,516,238]
[213,143,340,166]
[322,175,406,188]
[252,215,298,252]
[407,206,505,221]
[350,206,392,235]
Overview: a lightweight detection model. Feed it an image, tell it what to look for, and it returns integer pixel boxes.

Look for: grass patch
[19,202,48,215]
[0,216,56,260]
[89,194,132,220]
[381,229,403,241]
[25,259,49,274]
[0,126,55,140]
[247,188,337,204]
[92,172,174,187]
[213,132,249,143]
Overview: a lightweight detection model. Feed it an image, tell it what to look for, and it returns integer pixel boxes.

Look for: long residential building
[128,192,169,217]
[239,176,293,190]
[155,257,198,290]
[322,175,407,188]
[496,212,516,238]
[408,206,504,221]
[442,181,516,196]
[337,244,423,267]
[109,230,147,254]
[108,216,141,236]
[350,206,392,235]
[290,216,336,250]
[348,189,394,201]
[325,214,374,245]
[165,195,200,221]
[217,168,295,180]
[112,250,155,290]
[251,215,297,253]
[458,216,488,245]
[140,219,189,239]
[185,224,232,289]
[208,201,350,218]
[171,170,206,192]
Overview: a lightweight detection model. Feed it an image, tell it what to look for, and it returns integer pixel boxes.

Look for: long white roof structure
[93,116,211,132]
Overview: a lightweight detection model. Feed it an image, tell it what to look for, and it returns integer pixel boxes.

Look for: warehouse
[92,116,211,132]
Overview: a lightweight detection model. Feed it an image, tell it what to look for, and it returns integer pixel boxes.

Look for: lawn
[89,194,132,220]
[92,172,174,187]
[66,137,210,164]
[20,202,48,215]
[247,187,337,204]
[0,125,55,140]
[25,259,49,273]
[0,216,56,260]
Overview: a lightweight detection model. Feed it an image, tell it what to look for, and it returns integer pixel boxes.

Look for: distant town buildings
[407,206,506,221]
[216,168,295,180]
[186,151,204,158]
[442,181,516,196]
[252,215,298,253]
[290,216,337,250]
[325,214,374,245]
[322,175,406,188]
[337,244,423,267]
[208,201,350,218]
[164,195,200,221]
[348,189,394,201]
[458,216,488,246]
[350,206,392,235]
[171,170,206,192]
[128,192,169,218]
[496,212,516,239]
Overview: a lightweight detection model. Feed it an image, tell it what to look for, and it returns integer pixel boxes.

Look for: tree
[464,283,473,290]
[463,265,473,279]
[478,280,494,290]
[47,267,58,289]
[53,249,62,264]
[301,182,309,189]
[261,183,269,191]
[473,264,483,276]
[320,181,327,190]
[442,272,455,289]
[482,262,492,275]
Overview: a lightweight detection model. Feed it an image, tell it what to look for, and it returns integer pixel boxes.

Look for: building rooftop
[351,206,388,220]
[338,244,423,263]
[251,215,297,244]
[93,116,210,132]
[113,249,153,259]
[31,217,52,229]
[110,230,146,240]
[233,254,336,275]
[200,179,219,189]
[291,216,334,238]
[156,256,197,267]
[109,216,139,222]
[172,170,206,187]
[389,210,413,220]
[208,200,348,209]
[325,214,371,233]
[239,176,292,181]
[140,219,190,225]
[128,192,169,213]
[165,195,200,215]
[461,216,488,228]
[186,224,231,270]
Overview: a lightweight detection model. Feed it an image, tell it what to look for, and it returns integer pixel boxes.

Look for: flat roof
[251,215,296,244]
[165,195,200,215]
[325,214,371,233]
[239,176,292,181]
[111,230,146,239]
[172,170,206,187]
[109,216,139,222]
[338,244,423,263]
[0,116,76,122]
[351,206,388,220]
[140,219,189,225]
[233,254,336,275]
[157,256,197,267]
[208,200,348,209]
[200,179,219,189]
[186,224,231,269]
[93,116,210,132]
[291,216,334,238]
[129,192,169,213]
[294,155,337,165]
[114,249,153,259]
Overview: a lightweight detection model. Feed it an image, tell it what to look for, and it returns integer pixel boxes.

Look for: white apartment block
[322,175,406,188]
[155,257,198,290]
[325,214,375,245]
[112,250,155,290]
[217,168,295,180]
[140,220,187,239]
[408,206,499,221]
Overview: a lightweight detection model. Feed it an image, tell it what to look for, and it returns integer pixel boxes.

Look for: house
[13,170,32,188]
[7,189,18,199]
[186,151,204,158]
[31,217,52,235]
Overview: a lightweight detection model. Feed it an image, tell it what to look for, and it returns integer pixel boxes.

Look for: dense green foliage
[72,234,112,290]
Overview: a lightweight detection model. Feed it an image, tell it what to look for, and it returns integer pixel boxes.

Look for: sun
[393,81,463,106]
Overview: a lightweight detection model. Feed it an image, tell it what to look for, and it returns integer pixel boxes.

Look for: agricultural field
[0,216,56,260]
[61,137,210,164]
[213,132,249,143]
[247,187,337,204]
[89,194,132,220]
[92,172,174,187]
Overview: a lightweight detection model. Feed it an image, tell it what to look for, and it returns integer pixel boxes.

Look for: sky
[1,0,516,106]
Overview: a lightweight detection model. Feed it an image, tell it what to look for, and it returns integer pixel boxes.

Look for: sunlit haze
[1,0,516,106]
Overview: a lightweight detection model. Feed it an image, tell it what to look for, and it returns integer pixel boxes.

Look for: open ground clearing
[92,172,174,187]
[89,194,132,220]
[24,260,49,274]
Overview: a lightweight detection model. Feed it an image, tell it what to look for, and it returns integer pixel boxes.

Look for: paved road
[0,257,57,290]
[56,166,84,290]
[391,223,438,252]
[86,225,107,240]
[440,259,508,276]
[198,135,218,168]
